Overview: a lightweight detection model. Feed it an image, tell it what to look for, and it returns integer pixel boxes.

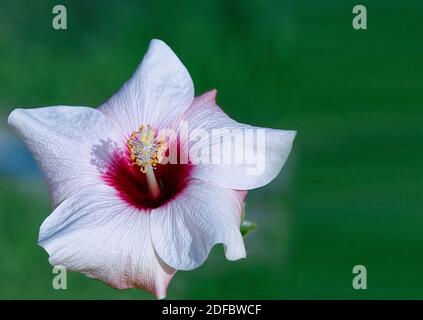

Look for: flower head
[8,39,296,298]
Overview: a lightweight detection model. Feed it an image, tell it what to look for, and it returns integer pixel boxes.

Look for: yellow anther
[127,125,166,174]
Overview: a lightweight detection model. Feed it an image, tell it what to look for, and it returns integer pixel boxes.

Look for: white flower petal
[150,179,246,271]
[182,90,296,190]
[8,106,120,208]
[39,185,175,299]
[100,39,194,135]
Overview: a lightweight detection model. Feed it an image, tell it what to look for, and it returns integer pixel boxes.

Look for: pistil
[145,164,161,200]
[127,125,165,200]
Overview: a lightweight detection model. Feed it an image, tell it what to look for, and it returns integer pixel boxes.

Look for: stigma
[127,125,166,173]
[127,125,165,200]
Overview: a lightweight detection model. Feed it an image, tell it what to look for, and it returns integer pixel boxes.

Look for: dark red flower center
[102,143,192,210]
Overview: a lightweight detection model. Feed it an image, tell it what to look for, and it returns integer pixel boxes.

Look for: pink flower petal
[100,39,194,136]
[39,184,175,299]
[150,179,246,270]
[180,90,296,190]
[8,106,120,208]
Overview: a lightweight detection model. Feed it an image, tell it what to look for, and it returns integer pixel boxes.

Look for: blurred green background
[0,0,422,299]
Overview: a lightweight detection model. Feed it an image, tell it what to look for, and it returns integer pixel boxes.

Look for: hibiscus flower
[8,39,296,298]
